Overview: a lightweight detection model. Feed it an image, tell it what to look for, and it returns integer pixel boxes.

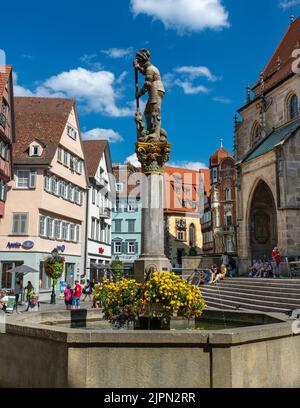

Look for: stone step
[219,280,300,290]
[203,294,290,313]
[201,286,300,303]
[201,287,300,309]
[217,282,300,295]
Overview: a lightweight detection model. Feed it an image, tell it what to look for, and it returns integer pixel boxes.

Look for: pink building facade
[0,98,88,298]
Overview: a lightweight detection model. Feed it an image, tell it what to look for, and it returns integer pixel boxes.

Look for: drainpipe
[83,184,90,280]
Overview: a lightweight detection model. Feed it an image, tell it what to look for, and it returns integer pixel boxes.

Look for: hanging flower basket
[44,252,65,285]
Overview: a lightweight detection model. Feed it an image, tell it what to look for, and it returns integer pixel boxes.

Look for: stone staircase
[201,278,300,313]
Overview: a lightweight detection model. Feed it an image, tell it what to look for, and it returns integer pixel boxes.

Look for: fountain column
[134,141,172,282]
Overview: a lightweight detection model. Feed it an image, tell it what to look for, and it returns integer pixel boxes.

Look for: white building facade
[83,140,113,282]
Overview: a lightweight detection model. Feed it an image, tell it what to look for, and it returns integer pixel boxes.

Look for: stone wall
[1,310,299,388]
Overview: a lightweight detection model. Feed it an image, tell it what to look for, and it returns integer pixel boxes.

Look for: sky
[1,0,300,168]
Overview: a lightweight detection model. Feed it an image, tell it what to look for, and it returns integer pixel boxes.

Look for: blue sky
[1,0,300,168]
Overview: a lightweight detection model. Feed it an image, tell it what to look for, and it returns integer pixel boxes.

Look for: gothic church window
[289,94,298,120]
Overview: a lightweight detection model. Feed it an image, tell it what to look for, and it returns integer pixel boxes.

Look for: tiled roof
[210,146,232,167]
[82,140,108,178]
[13,97,74,164]
[243,118,300,163]
[252,17,300,94]
[0,66,12,99]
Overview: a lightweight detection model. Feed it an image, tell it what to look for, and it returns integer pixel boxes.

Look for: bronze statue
[134,49,167,142]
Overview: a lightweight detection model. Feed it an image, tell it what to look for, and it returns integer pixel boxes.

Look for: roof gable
[0,66,12,99]
[13,97,74,164]
[82,140,108,178]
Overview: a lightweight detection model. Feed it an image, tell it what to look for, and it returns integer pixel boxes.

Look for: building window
[114,219,122,233]
[39,215,46,237]
[127,202,135,212]
[290,94,298,120]
[251,122,261,146]
[54,220,62,240]
[62,222,69,241]
[70,224,76,242]
[57,147,62,163]
[116,182,124,193]
[46,217,54,238]
[127,219,135,233]
[67,125,77,140]
[12,213,28,235]
[128,241,136,254]
[114,240,122,254]
[51,176,58,195]
[225,188,232,201]
[211,168,218,184]
[177,230,185,241]
[189,224,196,248]
[225,211,233,226]
[0,181,7,202]
[31,145,40,157]
[16,170,36,189]
[63,150,69,167]
[92,188,96,205]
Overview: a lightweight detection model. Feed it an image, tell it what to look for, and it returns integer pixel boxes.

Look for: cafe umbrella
[6,265,39,275]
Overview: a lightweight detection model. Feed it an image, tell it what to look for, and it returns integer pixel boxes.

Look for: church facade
[235,17,300,273]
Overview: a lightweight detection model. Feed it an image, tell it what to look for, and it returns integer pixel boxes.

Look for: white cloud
[163,65,220,95]
[80,54,103,70]
[82,128,124,143]
[213,96,233,104]
[169,161,208,170]
[175,66,219,81]
[175,80,209,95]
[279,0,300,8]
[102,47,133,59]
[13,68,134,117]
[130,0,229,33]
[125,154,208,170]
[125,153,141,167]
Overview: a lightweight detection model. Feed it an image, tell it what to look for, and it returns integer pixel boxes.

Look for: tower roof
[210,146,232,167]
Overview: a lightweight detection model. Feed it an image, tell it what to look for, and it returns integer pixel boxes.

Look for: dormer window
[31,145,40,157]
[67,125,77,140]
[251,121,261,147]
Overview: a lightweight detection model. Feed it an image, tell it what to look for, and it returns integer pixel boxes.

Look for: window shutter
[29,171,36,188]
[135,242,139,254]
[122,242,127,254]
[111,242,115,255]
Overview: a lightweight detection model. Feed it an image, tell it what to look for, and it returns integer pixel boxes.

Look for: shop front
[0,242,82,301]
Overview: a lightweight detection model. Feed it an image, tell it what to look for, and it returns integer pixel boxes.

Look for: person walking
[63,284,73,310]
[25,281,34,312]
[72,281,82,309]
[272,247,281,278]
[14,279,23,313]
[82,280,92,302]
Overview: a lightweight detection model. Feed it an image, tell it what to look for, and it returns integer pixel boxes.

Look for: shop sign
[6,241,34,250]
[99,247,105,254]
[22,241,34,250]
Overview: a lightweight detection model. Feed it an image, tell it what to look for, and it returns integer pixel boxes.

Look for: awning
[6,265,39,274]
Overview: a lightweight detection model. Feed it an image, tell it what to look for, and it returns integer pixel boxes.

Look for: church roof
[252,17,300,94]
[210,146,232,167]
[243,118,300,163]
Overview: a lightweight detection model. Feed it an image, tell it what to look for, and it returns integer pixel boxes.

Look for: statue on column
[134,49,167,143]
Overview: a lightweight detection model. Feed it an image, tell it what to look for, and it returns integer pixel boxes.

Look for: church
[235,17,300,274]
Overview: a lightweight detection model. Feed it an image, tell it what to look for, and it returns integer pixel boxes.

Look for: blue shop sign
[22,241,34,250]
[56,245,65,252]
[7,241,34,250]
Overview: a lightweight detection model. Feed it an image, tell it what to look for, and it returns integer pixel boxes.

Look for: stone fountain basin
[1,309,299,388]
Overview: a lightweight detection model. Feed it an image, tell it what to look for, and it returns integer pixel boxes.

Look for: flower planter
[134,316,170,330]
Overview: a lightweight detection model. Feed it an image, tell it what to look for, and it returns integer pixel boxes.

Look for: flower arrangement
[93,271,206,328]
[44,250,65,285]
[93,278,142,328]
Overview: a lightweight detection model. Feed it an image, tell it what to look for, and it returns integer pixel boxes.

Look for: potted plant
[93,271,206,330]
[44,249,65,304]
